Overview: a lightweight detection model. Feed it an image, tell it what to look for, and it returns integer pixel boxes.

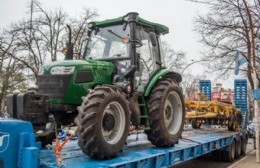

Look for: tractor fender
[144,69,182,97]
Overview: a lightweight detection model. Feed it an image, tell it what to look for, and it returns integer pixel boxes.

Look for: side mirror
[149,32,157,46]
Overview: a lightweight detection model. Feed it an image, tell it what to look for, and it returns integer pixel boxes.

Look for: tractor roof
[89,14,169,35]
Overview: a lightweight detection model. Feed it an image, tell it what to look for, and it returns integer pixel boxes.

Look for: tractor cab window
[136,28,156,72]
[85,24,130,60]
[135,27,160,88]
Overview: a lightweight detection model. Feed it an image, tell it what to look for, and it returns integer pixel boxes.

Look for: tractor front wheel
[75,86,130,159]
[147,78,185,147]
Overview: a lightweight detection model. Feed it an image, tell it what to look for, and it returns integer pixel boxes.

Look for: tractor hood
[38,59,115,105]
[39,60,115,75]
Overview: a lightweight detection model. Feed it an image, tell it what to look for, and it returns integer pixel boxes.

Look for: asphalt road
[173,138,255,168]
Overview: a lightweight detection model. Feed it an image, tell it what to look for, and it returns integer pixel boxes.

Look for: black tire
[74,116,85,150]
[147,78,185,147]
[228,117,236,131]
[235,113,243,126]
[241,138,248,155]
[212,150,223,161]
[75,86,130,159]
[191,118,201,129]
[223,141,236,162]
[235,138,242,159]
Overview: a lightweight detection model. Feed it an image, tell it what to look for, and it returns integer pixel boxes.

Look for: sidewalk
[229,150,260,168]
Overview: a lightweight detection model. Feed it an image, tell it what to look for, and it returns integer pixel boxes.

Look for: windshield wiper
[107,29,123,39]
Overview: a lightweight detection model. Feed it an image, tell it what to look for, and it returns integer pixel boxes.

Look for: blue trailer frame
[39,127,248,168]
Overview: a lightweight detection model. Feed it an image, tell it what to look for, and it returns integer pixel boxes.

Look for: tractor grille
[38,74,72,99]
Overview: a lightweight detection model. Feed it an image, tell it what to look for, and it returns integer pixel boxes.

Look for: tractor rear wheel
[147,78,185,147]
[75,86,130,159]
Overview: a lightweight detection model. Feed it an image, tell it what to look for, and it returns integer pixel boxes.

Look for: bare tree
[7,2,99,79]
[162,41,187,72]
[181,73,206,100]
[189,0,260,89]
[68,8,99,59]
[12,1,68,76]
[0,33,26,114]
[34,2,68,62]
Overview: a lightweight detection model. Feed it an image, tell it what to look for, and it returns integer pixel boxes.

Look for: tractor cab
[84,12,170,92]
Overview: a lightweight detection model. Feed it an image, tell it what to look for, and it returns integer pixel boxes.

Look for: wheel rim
[102,101,125,145]
[231,142,235,160]
[164,91,183,135]
[242,139,247,153]
[237,139,241,155]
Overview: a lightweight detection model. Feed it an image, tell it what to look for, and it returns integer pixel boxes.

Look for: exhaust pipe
[65,25,73,60]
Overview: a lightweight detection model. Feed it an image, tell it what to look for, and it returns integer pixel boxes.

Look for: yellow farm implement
[185,93,243,131]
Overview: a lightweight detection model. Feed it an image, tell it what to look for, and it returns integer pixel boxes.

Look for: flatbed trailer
[0,119,248,168]
[39,126,248,168]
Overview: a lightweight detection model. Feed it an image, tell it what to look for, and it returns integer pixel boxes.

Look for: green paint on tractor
[41,60,115,105]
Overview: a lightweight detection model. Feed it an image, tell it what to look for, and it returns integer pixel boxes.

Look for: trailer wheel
[75,86,130,159]
[212,150,223,161]
[241,138,248,155]
[147,78,185,147]
[191,118,201,129]
[223,140,236,162]
[235,138,242,158]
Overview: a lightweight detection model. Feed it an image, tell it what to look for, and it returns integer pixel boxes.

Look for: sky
[0,0,239,88]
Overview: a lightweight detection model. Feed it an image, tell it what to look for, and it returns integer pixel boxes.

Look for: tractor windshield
[85,24,131,60]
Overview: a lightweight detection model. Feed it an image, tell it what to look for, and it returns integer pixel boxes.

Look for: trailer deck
[39,126,248,168]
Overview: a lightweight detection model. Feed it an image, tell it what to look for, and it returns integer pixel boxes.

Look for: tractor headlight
[50,66,75,75]
[38,67,44,75]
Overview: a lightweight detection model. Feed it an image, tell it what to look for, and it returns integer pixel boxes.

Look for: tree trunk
[0,94,6,115]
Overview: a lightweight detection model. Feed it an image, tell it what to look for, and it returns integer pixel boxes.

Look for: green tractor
[7,12,185,159]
